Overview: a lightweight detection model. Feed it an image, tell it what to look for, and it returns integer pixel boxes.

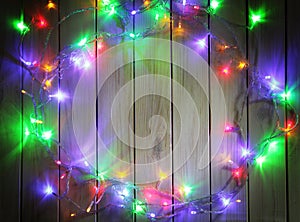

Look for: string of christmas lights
[15,0,298,220]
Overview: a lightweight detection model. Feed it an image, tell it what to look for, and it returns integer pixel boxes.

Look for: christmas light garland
[16,0,298,220]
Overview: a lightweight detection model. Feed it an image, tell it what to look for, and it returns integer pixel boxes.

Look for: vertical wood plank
[171,1,210,221]
[287,0,300,221]
[0,0,22,220]
[96,1,134,221]
[21,0,59,221]
[59,0,96,221]
[248,0,286,221]
[133,1,172,220]
[210,0,247,221]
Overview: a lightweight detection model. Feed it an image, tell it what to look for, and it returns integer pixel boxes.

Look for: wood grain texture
[287,0,300,221]
[21,0,59,221]
[248,0,287,221]
[210,0,247,221]
[2,0,300,221]
[134,3,172,220]
[96,7,134,220]
[59,1,96,221]
[171,1,210,221]
[0,0,22,220]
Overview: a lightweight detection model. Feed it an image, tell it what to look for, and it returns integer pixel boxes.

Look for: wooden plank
[95,3,134,219]
[21,0,59,221]
[0,0,23,220]
[248,0,286,221]
[93,1,136,221]
[132,2,172,220]
[287,0,300,221]
[59,0,97,221]
[171,1,210,221]
[210,0,247,221]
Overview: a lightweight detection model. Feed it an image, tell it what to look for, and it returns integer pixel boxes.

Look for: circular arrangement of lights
[16,0,298,220]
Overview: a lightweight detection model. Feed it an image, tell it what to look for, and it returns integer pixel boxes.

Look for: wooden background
[0,0,299,221]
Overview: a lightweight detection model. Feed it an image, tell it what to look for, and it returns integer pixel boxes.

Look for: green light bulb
[183,185,192,195]
[108,6,115,16]
[42,130,52,140]
[211,0,220,10]
[268,141,278,152]
[15,20,29,33]
[129,33,135,39]
[249,8,266,29]
[280,91,291,101]
[77,37,87,46]
[256,156,266,167]
[133,200,146,215]
[25,127,30,136]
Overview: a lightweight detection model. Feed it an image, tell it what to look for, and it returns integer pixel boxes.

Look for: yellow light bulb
[238,61,247,70]
[47,1,56,10]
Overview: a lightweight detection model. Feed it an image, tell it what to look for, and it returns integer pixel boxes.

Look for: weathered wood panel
[1,0,300,222]
[210,0,247,221]
[248,0,287,221]
[0,0,23,220]
[287,1,300,221]
[59,1,96,221]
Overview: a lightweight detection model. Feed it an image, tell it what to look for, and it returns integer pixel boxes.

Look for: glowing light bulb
[119,188,129,197]
[25,127,30,136]
[211,0,220,10]
[70,213,76,217]
[155,13,159,20]
[221,67,230,75]
[129,33,135,39]
[150,213,156,218]
[162,201,168,206]
[144,0,150,6]
[221,197,230,206]
[45,186,53,195]
[256,156,266,166]
[42,130,52,140]
[249,9,266,29]
[30,116,43,124]
[264,75,271,80]
[232,167,243,179]
[15,21,29,33]
[108,6,115,16]
[133,200,145,214]
[45,80,52,88]
[197,38,206,48]
[33,15,48,28]
[287,121,293,129]
[131,10,137,15]
[136,205,143,212]
[47,0,56,10]
[60,173,66,179]
[252,15,261,23]
[268,141,278,152]
[191,210,197,215]
[238,61,247,70]
[241,148,251,157]
[224,124,235,132]
[77,37,87,46]
[182,0,186,6]
[183,185,192,195]
[49,90,66,101]
[280,91,291,101]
